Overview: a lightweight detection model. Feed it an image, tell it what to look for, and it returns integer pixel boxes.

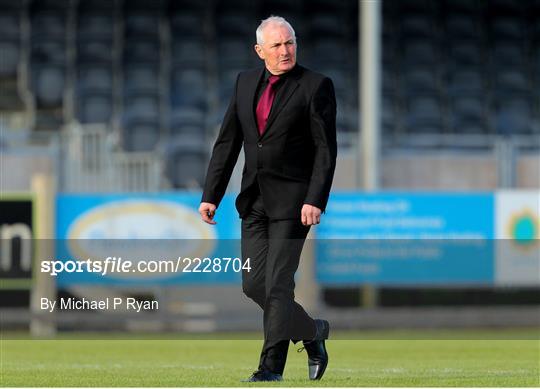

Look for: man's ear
[254,44,265,60]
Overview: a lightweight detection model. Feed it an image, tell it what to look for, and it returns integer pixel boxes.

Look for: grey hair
[256,16,296,45]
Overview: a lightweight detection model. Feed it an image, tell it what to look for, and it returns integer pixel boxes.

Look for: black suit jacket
[201,64,337,220]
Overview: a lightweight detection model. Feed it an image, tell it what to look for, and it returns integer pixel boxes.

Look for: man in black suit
[199,15,337,382]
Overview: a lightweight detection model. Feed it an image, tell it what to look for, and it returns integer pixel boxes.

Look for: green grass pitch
[1,329,539,387]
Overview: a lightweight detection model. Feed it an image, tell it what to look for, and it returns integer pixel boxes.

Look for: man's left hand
[301,204,322,226]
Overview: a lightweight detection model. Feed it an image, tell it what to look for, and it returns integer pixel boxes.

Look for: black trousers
[241,186,317,375]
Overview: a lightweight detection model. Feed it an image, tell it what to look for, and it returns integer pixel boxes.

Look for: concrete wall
[1,153,55,191]
[2,150,539,192]
[333,151,539,190]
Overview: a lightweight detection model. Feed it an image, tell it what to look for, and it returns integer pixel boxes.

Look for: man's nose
[278,45,288,55]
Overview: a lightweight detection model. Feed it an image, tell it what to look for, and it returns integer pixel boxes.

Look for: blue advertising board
[316,193,495,285]
[55,193,242,286]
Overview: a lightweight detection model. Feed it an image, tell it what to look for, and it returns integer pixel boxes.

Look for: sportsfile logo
[41,256,251,276]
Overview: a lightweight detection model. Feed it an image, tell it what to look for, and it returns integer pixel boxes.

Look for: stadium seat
[491,42,527,68]
[78,0,117,12]
[448,95,487,134]
[77,92,113,124]
[170,13,205,38]
[169,107,205,130]
[125,12,160,39]
[490,18,524,40]
[163,138,207,188]
[77,13,114,40]
[124,64,160,95]
[171,68,207,109]
[443,0,482,15]
[216,11,254,38]
[218,38,252,68]
[124,93,160,121]
[123,39,160,63]
[492,70,530,97]
[310,13,347,39]
[77,40,114,64]
[402,40,439,66]
[123,119,161,152]
[33,64,65,107]
[402,67,439,95]
[444,15,481,40]
[0,12,21,40]
[447,70,484,96]
[0,42,19,77]
[400,15,436,40]
[78,65,113,93]
[31,11,65,38]
[31,40,66,63]
[404,94,444,133]
[447,41,483,67]
[171,39,207,66]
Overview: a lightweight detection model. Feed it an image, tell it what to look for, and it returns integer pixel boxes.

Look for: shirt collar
[263,66,295,83]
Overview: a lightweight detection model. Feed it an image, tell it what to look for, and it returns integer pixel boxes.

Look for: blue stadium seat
[170,13,205,38]
[171,68,207,109]
[31,40,66,63]
[447,41,483,67]
[77,39,114,63]
[0,42,19,77]
[33,64,65,107]
[490,18,524,40]
[493,70,530,96]
[125,13,160,39]
[449,95,487,134]
[491,42,527,68]
[402,67,439,95]
[123,39,160,63]
[169,106,205,130]
[163,138,207,188]
[77,92,113,124]
[77,13,114,40]
[445,15,481,40]
[124,92,160,121]
[447,70,484,96]
[31,11,65,38]
[218,38,252,68]
[400,15,436,40]
[404,94,444,133]
[443,0,482,15]
[123,119,161,152]
[310,13,347,39]
[171,39,206,66]
[0,13,21,41]
[402,40,439,66]
[78,65,112,93]
[216,11,254,38]
[495,99,534,135]
[124,64,160,94]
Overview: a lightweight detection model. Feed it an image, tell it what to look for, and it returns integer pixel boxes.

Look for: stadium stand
[1,0,539,187]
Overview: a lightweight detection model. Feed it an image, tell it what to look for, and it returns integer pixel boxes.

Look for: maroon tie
[256,75,280,136]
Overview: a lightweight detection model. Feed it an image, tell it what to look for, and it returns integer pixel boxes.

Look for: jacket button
[257,143,262,148]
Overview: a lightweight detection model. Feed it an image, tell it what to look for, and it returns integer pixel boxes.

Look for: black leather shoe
[242,370,283,382]
[298,319,329,380]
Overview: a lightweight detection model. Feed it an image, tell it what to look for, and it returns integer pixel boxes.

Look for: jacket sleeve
[201,75,243,207]
[303,77,337,213]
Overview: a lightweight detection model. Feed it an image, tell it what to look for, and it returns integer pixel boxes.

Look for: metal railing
[61,123,162,192]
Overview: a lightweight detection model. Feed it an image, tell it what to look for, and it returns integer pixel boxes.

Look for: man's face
[254,24,297,75]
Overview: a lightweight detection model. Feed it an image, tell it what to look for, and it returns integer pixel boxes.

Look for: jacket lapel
[249,68,265,137]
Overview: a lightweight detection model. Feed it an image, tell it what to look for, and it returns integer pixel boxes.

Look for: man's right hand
[199,202,217,225]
